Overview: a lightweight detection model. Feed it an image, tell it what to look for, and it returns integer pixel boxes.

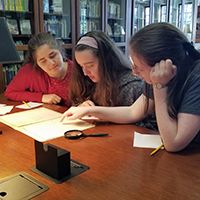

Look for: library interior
[0,1,200,200]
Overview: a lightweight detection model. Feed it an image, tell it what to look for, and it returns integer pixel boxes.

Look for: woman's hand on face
[150,59,177,86]
[60,106,90,122]
[78,100,95,107]
[42,94,61,104]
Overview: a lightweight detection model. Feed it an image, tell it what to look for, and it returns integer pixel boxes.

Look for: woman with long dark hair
[70,31,143,106]
[61,23,200,152]
[5,32,73,106]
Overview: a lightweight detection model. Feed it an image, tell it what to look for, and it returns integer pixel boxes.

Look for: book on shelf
[0,0,29,12]
[88,0,100,17]
[19,19,31,34]
[108,2,121,18]
[2,64,21,86]
[15,0,29,12]
[6,18,19,34]
[0,0,4,10]
[3,0,10,10]
[80,6,87,34]
[107,24,113,36]
[43,0,49,13]
[45,17,63,38]
[18,51,24,60]
[9,0,15,11]
[50,0,63,14]
[61,18,67,39]
[87,20,99,32]
[22,0,29,11]
[15,0,23,11]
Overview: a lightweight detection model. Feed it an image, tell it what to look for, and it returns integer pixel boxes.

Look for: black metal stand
[33,140,89,183]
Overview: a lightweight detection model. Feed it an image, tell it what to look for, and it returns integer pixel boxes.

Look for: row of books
[80,0,101,18]
[6,18,31,35]
[80,18,100,35]
[3,64,21,86]
[0,0,29,12]
[44,17,70,39]
[80,1,121,19]
[80,0,101,35]
[108,2,121,18]
[43,0,68,14]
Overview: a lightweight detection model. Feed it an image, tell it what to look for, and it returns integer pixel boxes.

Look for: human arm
[42,94,61,104]
[78,100,95,107]
[151,59,200,152]
[154,88,200,152]
[61,94,154,123]
[4,64,44,102]
[4,64,63,104]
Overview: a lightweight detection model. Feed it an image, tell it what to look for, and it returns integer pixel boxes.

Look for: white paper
[0,106,14,115]
[0,107,61,127]
[133,132,162,149]
[16,102,43,109]
[20,118,95,142]
[0,107,95,142]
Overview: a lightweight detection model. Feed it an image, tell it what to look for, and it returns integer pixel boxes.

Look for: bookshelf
[76,0,132,54]
[0,0,40,52]
[0,0,133,92]
[0,0,199,93]
[0,0,75,92]
[1,63,21,93]
[0,0,39,92]
[131,0,198,44]
[38,0,76,58]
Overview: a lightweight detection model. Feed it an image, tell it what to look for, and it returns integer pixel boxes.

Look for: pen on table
[22,101,31,108]
[150,144,164,156]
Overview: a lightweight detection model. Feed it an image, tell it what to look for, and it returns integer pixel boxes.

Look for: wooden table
[0,97,200,200]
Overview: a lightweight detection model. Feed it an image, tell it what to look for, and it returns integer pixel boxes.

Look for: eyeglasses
[64,130,109,139]
[129,56,139,71]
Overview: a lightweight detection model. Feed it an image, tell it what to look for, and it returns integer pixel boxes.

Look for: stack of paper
[0,107,95,142]
[133,132,162,148]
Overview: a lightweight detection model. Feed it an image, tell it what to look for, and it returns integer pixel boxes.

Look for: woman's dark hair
[129,22,200,118]
[71,31,131,106]
[24,32,65,67]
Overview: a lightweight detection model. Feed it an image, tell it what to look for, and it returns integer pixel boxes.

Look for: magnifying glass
[64,130,109,139]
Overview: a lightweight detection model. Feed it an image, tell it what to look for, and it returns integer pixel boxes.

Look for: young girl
[70,31,143,106]
[61,23,200,152]
[5,32,73,106]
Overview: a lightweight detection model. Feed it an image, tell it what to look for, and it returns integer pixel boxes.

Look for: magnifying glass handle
[85,133,109,137]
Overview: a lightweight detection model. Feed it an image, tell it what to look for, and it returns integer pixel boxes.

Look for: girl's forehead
[36,44,52,51]
[75,49,97,59]
[36,45,56,54]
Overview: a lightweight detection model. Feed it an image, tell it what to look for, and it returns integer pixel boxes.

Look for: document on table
[133,132,162,148]
[0,107,61,127]
[16,102,43,109]
[0,105,14,115]
[21,118,94,142]
[0,107,95,142]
